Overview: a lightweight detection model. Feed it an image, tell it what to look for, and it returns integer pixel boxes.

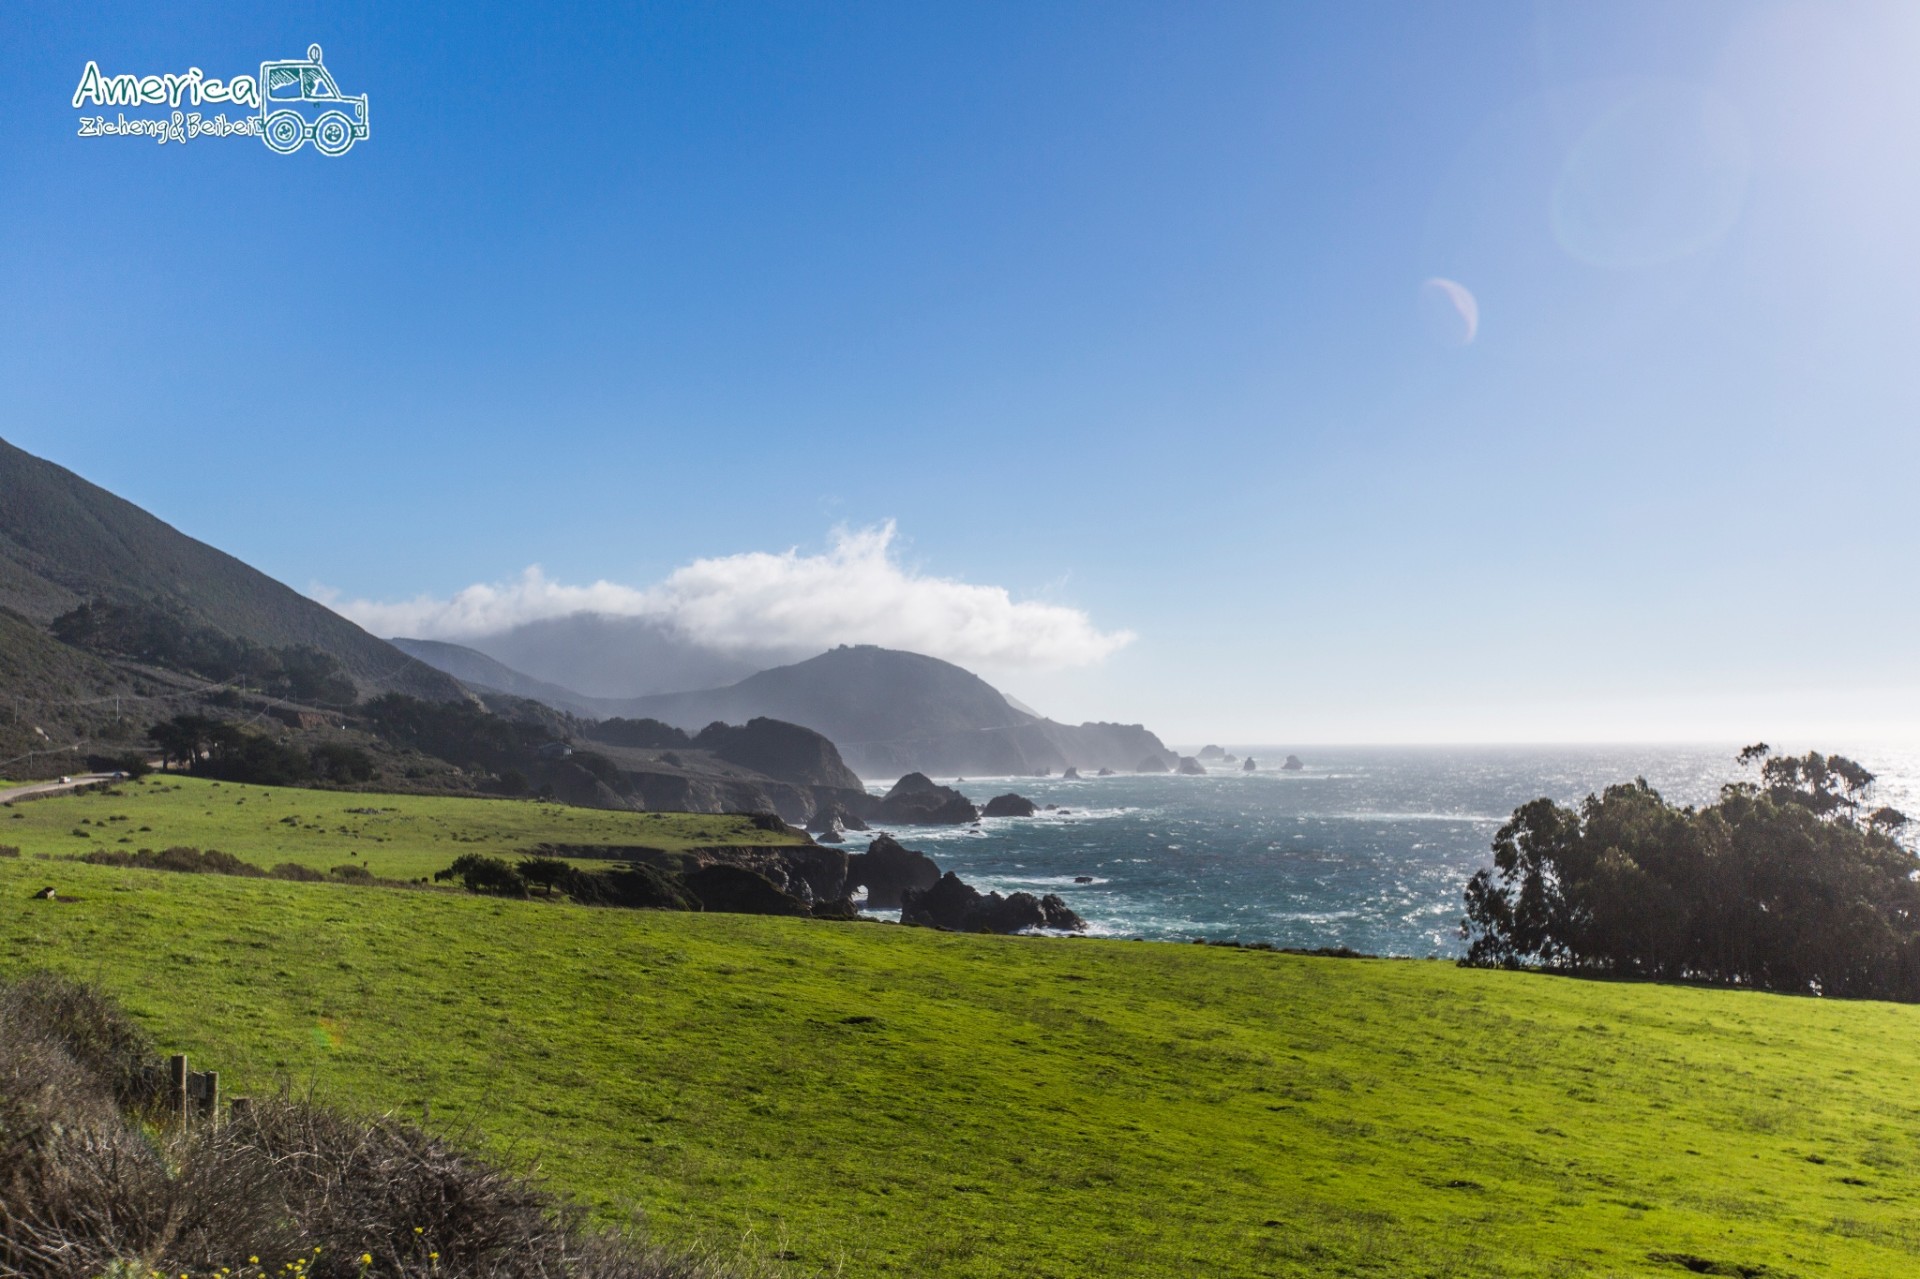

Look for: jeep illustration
[258,45,368,156]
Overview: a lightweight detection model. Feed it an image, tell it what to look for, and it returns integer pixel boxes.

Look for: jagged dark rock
[1282,754,1305,771]
[1096,767,1115,777]
[1038,894,1083,929]
[816,822,846,844]
[900,871,1087,934]
[1073,875,1094,884]
[876,772,979,825]
[1136,756,1170,774]
[1062,766,1080,780]
[809,895,861,920]
[1177,756,1206,775]
[1198,745,1227,760]
[1242,757,1257,772]
[845,834,941,909]
[982,793,1038,818]
[807,804,870,834]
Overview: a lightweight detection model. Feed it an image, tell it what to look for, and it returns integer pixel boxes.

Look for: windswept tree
[516,856,571,897]
[434,854,528,897]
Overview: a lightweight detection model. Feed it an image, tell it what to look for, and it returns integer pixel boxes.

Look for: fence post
[168,1054,188,1119]
[200,1069,220,1127]
[230,1095,252,1122]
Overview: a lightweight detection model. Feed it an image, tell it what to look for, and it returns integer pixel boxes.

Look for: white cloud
[317,522,1134,670]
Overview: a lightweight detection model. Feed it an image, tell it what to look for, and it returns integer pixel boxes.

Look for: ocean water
[860,744,1920,956]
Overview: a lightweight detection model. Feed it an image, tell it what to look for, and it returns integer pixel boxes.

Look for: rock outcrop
[876,772,979,825]
[1096,767,1115,777]
[693,717,865,790]
[1136,756,1170,774]
[1242,757,1257,772]
[1177,756,1206,775]
[900,872,1086,934]
[1061,766,1080,780]
[845,834,942,909]
[1198,745,1227,760]
[1282,754,1305,772]
[982,793,1038,818]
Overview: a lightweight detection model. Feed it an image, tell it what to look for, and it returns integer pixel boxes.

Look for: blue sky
[4,1,1917,744]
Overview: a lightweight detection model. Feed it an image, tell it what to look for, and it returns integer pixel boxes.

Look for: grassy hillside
[4,851,1918,1277]
[1,776,809,880]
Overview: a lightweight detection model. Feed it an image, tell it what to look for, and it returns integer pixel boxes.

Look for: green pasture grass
[0,775,807,880]
[4,858,1919,1278]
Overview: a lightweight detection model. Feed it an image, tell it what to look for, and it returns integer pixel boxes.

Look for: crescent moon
[1423,277,1479,343]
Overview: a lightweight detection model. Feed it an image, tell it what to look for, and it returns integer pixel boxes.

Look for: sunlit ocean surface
[861,744,1920,957]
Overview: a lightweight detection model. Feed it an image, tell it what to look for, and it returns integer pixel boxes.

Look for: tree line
[55,600,358,706]
[1463,746,1917,1000]
[148,714,374,785]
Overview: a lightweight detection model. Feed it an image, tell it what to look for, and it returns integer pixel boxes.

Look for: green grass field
[5,844,1919,1278]
[0,775,807,880]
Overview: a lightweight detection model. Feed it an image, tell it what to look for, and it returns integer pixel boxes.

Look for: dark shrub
[560,863,698,912]
[79,846,265,877]
[329,863,374,882]
[0,970,155,1105]
[271,862,326,882]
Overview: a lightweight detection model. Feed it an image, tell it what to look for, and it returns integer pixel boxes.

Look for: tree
[148,715,218,770]
[516,856,570,897]
[433,854,527,897]
[309,743,375,783]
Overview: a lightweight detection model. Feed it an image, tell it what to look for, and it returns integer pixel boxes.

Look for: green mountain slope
[0,437,461,702]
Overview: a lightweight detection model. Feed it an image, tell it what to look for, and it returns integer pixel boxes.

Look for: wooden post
[199,1070,220,1127]
[168,1054,188,1118]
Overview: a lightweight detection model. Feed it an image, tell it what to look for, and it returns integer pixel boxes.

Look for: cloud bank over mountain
[318,522,1133,672]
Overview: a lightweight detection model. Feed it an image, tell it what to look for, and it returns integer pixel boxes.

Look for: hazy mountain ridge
[467,614,765,700]
[616,646,1176,777]
[395,635,1176,780]
[390,637,610,716]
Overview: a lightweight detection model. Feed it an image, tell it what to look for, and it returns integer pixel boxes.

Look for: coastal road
[0,773,118,803]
